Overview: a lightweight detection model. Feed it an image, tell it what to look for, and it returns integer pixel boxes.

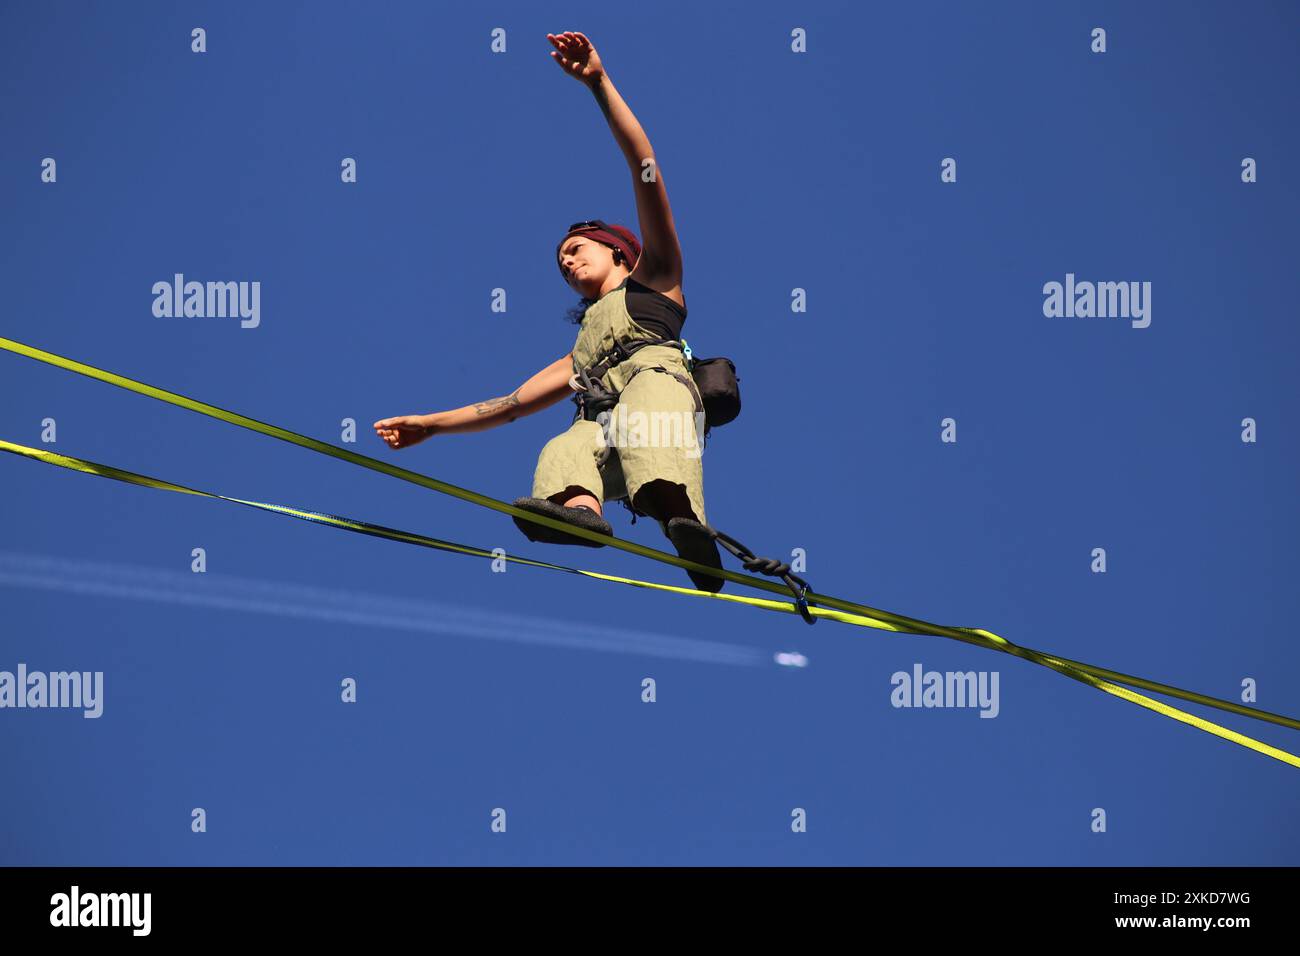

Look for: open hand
[374,415,435,450]
[547,31,605,86]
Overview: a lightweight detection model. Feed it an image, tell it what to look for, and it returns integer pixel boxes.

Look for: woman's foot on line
[665,517,726,593]
[511,497,614,547]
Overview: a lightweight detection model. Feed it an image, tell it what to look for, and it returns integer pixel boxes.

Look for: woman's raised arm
[548,31,683,284]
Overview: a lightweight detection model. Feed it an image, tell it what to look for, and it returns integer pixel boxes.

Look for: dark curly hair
[564,299,595,324]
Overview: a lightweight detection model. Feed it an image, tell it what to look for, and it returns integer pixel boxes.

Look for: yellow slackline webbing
[3,333,1292,728]
[5,438,1300,771]
[0,336,778,596]
[957,628,1300,770]
[0,439,880,628]
[3,335,1298,769]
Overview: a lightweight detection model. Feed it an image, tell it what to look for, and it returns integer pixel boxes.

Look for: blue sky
[1,0,1298,865]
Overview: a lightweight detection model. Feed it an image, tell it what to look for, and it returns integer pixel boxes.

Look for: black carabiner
[781,574,816,625]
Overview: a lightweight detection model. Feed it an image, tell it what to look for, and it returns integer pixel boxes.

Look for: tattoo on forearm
[474,388,522,417]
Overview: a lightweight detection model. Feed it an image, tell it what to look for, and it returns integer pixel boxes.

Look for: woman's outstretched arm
[548,31,683,284]
[374,353,575,449]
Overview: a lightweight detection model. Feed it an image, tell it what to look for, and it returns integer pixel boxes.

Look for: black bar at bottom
[0,866,1289,940]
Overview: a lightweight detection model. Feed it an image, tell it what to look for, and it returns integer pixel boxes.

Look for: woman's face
[558,235,620,297]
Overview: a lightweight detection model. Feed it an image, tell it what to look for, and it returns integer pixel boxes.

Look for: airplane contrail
[0,551,766,667]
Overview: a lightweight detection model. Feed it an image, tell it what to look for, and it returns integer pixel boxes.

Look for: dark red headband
[556,220,642,276]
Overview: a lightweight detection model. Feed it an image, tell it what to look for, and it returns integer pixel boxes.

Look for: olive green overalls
[531,281,708,533]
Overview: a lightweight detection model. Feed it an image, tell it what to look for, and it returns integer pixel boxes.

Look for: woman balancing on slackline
[374,31,724,592]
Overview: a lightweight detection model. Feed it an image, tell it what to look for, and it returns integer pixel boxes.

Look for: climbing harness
[569,335,740,435]
[569,365,622,423]
[3,333,1299,770]
[567,337,707,528]
[565,334,740,528]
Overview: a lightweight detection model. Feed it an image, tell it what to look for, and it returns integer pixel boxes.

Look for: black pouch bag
[690,356,741,429]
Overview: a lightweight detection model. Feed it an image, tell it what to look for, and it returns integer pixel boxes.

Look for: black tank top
[623,276,686,341]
